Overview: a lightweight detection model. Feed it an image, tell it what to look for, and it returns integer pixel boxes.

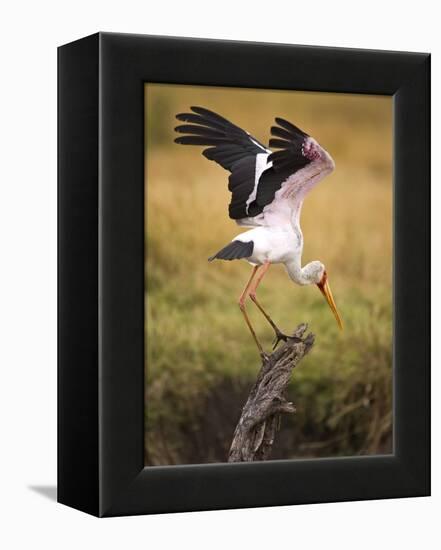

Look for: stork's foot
[260,351,271,364]
[272,329,302,350]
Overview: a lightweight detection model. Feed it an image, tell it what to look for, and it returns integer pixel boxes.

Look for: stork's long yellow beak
[316,272,343,331]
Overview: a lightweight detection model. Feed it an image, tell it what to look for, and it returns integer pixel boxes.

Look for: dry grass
[144,84,393,465]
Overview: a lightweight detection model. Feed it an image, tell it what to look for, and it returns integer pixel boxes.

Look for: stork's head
[303,261,343,331]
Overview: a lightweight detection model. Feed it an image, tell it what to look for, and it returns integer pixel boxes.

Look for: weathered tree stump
[228,323,314,462]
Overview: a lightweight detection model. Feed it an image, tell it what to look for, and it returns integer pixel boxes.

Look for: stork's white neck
[285,259,323,286]
[285,260,309,285]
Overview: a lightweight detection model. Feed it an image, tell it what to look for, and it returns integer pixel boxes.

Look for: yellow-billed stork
[175,106,343,359]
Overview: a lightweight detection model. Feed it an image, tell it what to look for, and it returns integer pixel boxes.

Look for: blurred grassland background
[145,83,393,466]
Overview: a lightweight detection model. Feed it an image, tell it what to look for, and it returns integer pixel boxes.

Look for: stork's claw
[260,351,271,364]
[272,329,287,349]
[272,331,286,350]
[272,330,302,350]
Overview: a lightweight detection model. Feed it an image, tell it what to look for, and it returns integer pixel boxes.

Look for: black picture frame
[58,32,430,517]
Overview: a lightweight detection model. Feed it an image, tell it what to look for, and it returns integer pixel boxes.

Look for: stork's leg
[238,266,268,360]
[248,263,278,332]
[248,262,300,349]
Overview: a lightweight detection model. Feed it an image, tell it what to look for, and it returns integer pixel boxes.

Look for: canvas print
[145,84,393,466]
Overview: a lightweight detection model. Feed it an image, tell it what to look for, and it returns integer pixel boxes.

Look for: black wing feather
[274,117,308,138]
[252,118,312,209]
[190,106,234,126]
[269,126,296,141]
[176,112,226,131]
[267,118,311,174]
[268,138,291,149]
[174,124,225,138]
[175,106,270,220]
[175,136,229,146]
[227,157,257,219]
[208,240,254,262]
[174,106,267,171]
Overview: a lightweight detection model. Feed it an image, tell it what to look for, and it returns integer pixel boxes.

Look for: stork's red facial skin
[316,271,344,330]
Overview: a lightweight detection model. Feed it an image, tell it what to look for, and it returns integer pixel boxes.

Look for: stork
[174,106,343,359]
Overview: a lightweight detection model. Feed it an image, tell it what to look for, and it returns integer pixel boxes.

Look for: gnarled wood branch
[228,324,314,462]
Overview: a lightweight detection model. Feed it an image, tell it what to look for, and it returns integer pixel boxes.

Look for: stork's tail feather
[208,240,254,262]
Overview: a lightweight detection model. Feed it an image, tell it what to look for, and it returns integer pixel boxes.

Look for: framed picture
[58,32,430,516]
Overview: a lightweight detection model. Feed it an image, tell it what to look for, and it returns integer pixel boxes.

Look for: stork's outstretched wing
[174,107,334,224]
[175,106,270,219]
[256,118,335,225]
